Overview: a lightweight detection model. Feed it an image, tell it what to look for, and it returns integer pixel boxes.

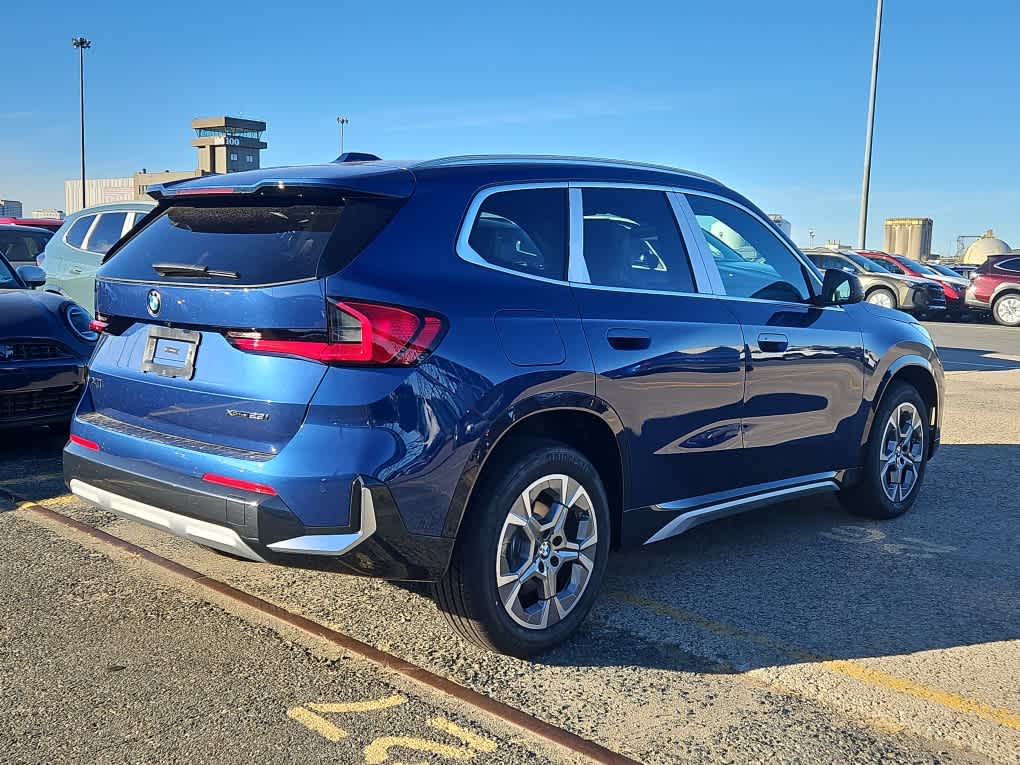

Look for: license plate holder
[141,326,200,380]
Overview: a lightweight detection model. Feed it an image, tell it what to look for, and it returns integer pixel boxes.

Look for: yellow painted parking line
[0,472,62,486]
[10,494,76,512]
[363,717,496,763]
[608,590,1020,731]
[307,694,407,714]
[287,706,348,742]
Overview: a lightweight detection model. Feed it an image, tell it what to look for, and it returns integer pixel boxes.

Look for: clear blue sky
[3,1,1018,254]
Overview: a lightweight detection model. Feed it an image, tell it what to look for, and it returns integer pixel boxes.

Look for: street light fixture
[857,0,883,249]
[336,115,350,155]
[72,36,91,210]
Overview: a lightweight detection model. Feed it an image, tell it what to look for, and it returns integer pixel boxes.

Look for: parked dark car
[0,224,53,268]
[0,254,95,428]
[64,156,943,656]
[966,252,1020,326]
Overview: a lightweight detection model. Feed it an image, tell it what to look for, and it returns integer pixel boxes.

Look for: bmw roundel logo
[146,289,161,316]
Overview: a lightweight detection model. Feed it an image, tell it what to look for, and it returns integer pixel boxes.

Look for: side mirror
[16,264,46,289]
[816,268,863,306]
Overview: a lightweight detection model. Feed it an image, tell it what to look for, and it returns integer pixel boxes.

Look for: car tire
[432,438,610,657]
[839,382,929,520]
[991,293,1020,327]
[866,287,897,310]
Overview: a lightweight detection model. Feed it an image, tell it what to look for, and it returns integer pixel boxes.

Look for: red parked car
[862,251,971,319]
[966,253,1020,326]
[0,217,63,233]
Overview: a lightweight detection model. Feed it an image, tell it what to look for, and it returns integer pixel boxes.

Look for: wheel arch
[442,395,628,550]
[866,284,898,307]
[864,355,941,460]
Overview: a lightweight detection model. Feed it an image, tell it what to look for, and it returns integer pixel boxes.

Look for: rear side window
[86,212,129,254]
[581,188,695,293]
[101,196,403,286]
[64,215,95,248]
[995,257,1020,274]
[877,258,906,274]
[467,188,567,279]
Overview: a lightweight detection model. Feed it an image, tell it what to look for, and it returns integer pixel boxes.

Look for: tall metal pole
[857,0,883,249]
[337,115,349,155]
[72,37,91,210]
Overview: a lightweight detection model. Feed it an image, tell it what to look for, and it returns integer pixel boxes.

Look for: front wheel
[840,382,928,519]
[992,293,1020,327]
[866,287,897,309]
[433,439,610,657]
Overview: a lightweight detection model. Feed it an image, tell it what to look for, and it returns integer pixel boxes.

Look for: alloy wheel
[879,402,924,503]
[867,290,895,309]
[994,295,1020,325]
[495,474,598,630]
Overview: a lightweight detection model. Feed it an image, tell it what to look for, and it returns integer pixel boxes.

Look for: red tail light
[227,300,444,366]
[202,473,277,496]
[89,317,108,333]
[69,434,100,451]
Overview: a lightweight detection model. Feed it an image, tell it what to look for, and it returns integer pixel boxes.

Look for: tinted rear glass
[100,196,402,286]
[0,229,51,262]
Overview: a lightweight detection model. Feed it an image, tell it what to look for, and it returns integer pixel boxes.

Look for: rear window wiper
[152,262,240,279]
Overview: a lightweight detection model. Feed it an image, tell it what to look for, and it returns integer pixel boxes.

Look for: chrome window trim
[454,181,572,286]
[566,188,590,283]
[668,191,724,295]
[681,189,825,300]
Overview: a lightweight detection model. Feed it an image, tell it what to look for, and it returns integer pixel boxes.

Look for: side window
[467,189,567,279]
[878,258,905,274]
[996,257,1020,274]
[581,188,695,292]
[64,215,95,249]
[84,212,129,254]
[686,195,811,303]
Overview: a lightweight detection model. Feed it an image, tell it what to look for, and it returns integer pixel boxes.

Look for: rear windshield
[100,196,402,286]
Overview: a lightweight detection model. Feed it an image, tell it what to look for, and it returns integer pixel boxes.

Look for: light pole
[857,0,883,249]
[72,36,91,210]
[336,115,349,155]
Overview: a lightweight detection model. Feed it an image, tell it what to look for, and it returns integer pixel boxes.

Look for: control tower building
[191,116,268,174]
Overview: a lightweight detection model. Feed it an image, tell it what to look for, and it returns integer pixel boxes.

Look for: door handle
[607,328,651,351]
[70,266,83,274]
[757,333,789,353]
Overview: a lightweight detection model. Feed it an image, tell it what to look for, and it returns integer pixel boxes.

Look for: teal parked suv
[41,202,155,312]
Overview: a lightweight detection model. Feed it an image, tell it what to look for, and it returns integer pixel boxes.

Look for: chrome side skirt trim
[267,485,377,556]
[69,479,267,562]
[644,478,839,545]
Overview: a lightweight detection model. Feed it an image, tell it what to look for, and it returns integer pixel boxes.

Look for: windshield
[844,251,890,273]
[895,256,938,276]
[928,262,963,278]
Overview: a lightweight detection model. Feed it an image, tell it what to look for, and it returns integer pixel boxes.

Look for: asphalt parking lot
[2,319,1017,765]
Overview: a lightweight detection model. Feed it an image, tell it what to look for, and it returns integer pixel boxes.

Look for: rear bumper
[64,447,455,580]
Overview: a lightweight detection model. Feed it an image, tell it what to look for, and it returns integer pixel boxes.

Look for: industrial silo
[883,218,933,260]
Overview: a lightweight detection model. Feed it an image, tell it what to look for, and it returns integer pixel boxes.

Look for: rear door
[88,189,405,455]
[570,185,746,508]
[683,193,865,486]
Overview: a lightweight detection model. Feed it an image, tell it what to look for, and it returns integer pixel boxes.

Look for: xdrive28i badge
[146,289,161,316]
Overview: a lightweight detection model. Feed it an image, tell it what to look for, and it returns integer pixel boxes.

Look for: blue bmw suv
[65,155,943,656]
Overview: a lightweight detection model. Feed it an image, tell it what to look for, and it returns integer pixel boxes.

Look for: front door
[571,186,746,509]
[683,193,865,487]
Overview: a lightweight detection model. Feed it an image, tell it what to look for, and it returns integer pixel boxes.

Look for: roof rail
[412,154,721,184]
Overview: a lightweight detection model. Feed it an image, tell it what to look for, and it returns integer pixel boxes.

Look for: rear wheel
[433,439,610,657]
[866,287,897,309]
[840,382,928,519]
[992,293,1020,327]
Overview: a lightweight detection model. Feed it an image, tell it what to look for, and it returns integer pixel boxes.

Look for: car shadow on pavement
[936,347,1020,372]
[540,443,1020,672]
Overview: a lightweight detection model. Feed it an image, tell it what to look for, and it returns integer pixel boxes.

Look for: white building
[768,214,792,238]
[0,199,24,217]
[64,177,134,215]
[30,208,65,220]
